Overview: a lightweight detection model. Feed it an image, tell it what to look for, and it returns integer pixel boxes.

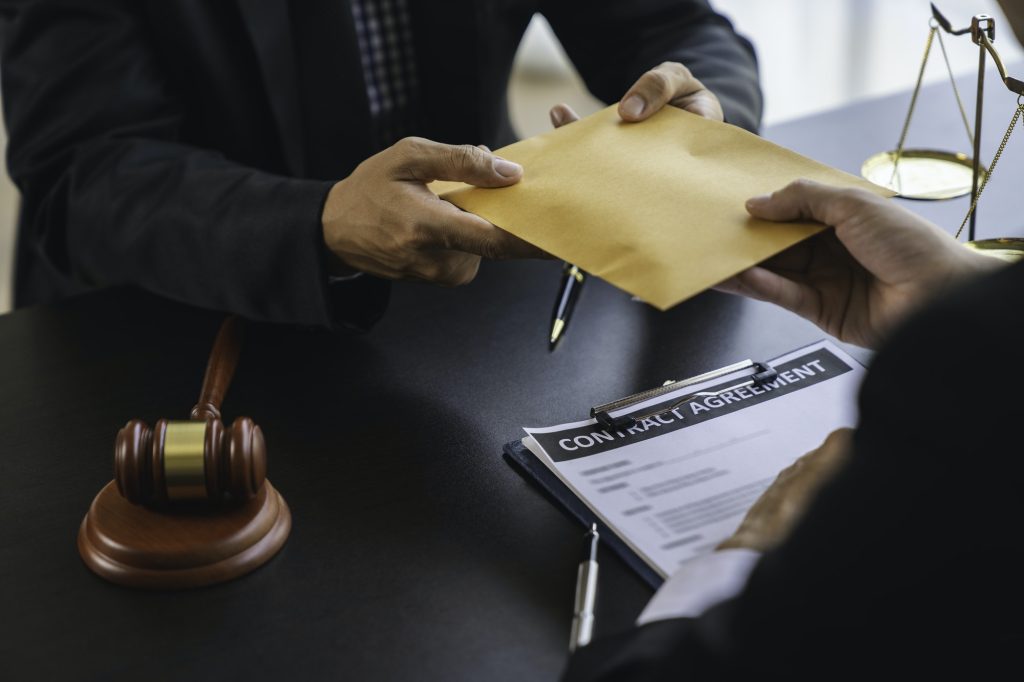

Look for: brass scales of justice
[861,3,1024,260]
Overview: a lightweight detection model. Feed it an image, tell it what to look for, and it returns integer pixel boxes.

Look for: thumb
[746,179,880,227]
[390,137,523,188]
[549,103,581,128]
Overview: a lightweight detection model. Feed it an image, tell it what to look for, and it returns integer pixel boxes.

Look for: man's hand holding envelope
[321,61,726,287]
[434,97,893,310]
[446,94,998,358]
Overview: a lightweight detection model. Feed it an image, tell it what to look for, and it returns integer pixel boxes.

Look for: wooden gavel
[114,317,266,505]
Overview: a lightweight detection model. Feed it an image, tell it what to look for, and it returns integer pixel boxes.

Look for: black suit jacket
[2,0,761,329]
[565,261,1024,680]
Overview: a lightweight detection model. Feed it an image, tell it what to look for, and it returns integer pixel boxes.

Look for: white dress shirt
[638,549,762,625]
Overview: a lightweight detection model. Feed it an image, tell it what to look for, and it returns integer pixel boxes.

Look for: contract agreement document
[523,340,865,579]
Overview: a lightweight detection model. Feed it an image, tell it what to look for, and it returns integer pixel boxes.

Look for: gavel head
[114,417,266,506]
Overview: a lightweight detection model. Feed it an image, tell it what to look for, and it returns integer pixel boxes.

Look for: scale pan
[861,149,984,200]
[964,238,1024,263]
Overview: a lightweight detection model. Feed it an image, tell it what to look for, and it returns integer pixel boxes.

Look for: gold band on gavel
[163,421,209,500]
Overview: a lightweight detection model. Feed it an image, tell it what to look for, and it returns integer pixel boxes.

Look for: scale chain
[891,21,984,190]
[954,100,1023,240]
[935,28,975,148]
[890,26,937,187]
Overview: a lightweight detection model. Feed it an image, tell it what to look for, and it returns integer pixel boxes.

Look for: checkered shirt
[350,0,420,147]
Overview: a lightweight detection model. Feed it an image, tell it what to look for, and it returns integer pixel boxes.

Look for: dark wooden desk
[1,69,1021,681]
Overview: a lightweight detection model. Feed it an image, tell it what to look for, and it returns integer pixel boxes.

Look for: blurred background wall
[508,0,1023,134]
[0,0,1020,314]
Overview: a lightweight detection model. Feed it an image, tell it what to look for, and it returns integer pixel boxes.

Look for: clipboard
[502,357,780,590]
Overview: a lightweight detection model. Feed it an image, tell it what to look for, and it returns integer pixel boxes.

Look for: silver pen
[569,523,600,651]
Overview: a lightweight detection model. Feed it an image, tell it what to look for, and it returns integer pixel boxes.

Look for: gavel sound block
[77,317,291,589]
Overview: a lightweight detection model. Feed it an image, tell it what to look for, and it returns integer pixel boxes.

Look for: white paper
[524,340,865,579]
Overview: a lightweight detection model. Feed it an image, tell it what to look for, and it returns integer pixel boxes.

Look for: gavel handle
[190,316,243,421]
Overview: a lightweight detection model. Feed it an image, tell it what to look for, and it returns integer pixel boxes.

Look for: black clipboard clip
[591,359,777,431]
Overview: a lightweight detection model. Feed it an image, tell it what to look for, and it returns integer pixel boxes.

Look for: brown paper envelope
[432,105,891,310]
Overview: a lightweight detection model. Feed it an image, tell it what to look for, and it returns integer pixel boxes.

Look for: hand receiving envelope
[432,105,891,310]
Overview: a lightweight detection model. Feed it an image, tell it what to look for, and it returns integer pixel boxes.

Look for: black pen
[549,262,586,350]
[569,523,599,651]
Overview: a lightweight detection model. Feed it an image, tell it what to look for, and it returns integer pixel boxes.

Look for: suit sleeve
[564,262,1024,680]
[540,0,762,132]
[2,0,385,329]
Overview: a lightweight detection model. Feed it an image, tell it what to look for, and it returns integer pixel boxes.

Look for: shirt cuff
[637,549,761,625]
[329,272,364,283]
